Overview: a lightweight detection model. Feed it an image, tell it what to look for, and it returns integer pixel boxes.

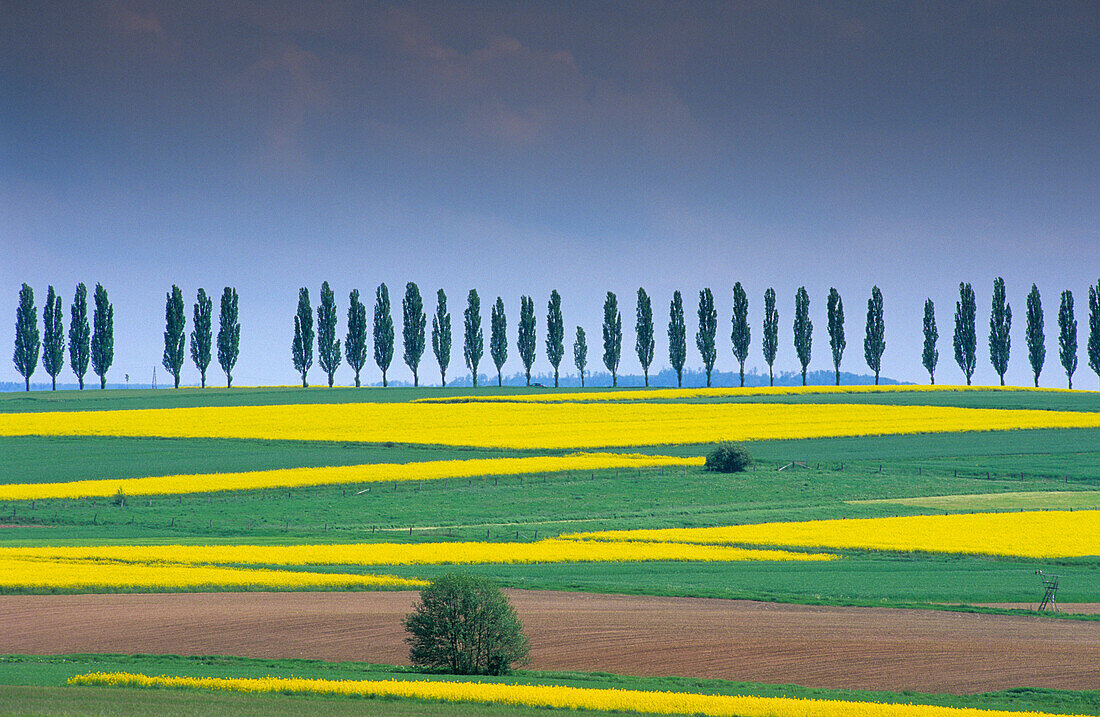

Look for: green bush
[704,442,752,473]
[403,572,529,675]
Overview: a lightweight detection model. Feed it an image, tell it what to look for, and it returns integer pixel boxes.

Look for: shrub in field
[404,572,529,675]
[705,442,752,473]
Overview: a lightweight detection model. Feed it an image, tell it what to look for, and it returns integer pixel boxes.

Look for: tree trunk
[612,370,617,387]
[354,372,360,388]
[301,372,308,388]
[100,375,106,389]
[497,371,501,387]
[580,373,584,387]
[643,369,648,387]
[200,372,206,388]
[52,376,56,390]
[835,368,840,386]
[227,373,233,389]
[79,377,84,390]
[769,367,773,386]
[1000,375,1005,386]
[739,364,744,388]
[328,372,334,387]
[382,369,387,387]
[25,377,29,391]
[930,373,935,385]
[801,368,807,386]
[875,371,879,386]
[1034,375,1039,388]
[413,369,418,388]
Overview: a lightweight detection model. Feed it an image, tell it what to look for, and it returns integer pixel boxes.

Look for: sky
[2,1,1099,388]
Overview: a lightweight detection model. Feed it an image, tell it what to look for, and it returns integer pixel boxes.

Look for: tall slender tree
[793,286,812,385]
[988,277,1012,386]
[292,287,314,388]
[603,291,622,387]
[218,287,240,388]
[490,297,508,386]
[1058,290,1077,389]
[953,282,977,385]
[517,295,536,386]
[402,282,426,387]
[922,298,938,385]
[190,288,213,388]
[317,281,342,387]
[668,290,686,388]
[464,289,483,387]
[1089,281,1100,388]
[374,283,394,387]
[546,290,564,387]
[826,288,845,386]
[162,285,186,388]
[762,287,778,386]
[1025,284,1045,387]
[90,283,113,389]
[13,283,38,391]
[69,283,90,390]
[696,287,717,387]
[634,288,655,387]
[432,289,452,387]
[574,326,587,387]
[730,282,750,387]
[864,285,885,385]
[42,285,64,390]
[345,289,368,387]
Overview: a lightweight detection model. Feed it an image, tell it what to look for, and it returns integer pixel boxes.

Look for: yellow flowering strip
[67,673,1075,717]
[0,558,422,591]
[0,453,702,501]
[568,510,1100,559]
[1,539,835,568]
[3,401,1099,449]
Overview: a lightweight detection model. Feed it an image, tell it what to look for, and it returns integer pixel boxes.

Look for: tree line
[13,279,1100,390]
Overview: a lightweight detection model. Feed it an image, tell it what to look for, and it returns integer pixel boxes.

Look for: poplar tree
[517,295,536,386]
[292,287,314,388]
[90,283,113,389]
[69,283,90,390]
[988,277,1012,385]
[402,282,426,387]
[317,281,342,387]
[668,290,686,388]
[826,288,845,386]
[490,297,508,386]
[1025,284,1044,387]
[13,283,38,391]
[574,326,587,387]
[635,287,655,387]
[345,289,368,387]
[696,287,717,387]
[218,287,240,388]
[863,285,885,385]
[730,282,749,387]
[432,289,451,387]
[793,286,812,385]
[603,291,622,387]
[922,298,938,385]
[374,283,394,387]
[762,287,778,386]
[953,282,977,385]
[546,290,564,387]
[1059,290,1077,389]
[190,288,213,388]
[162,285,186,388]
[1089,281,1100,388]
[464,289,483,387]
[42,285,64,390]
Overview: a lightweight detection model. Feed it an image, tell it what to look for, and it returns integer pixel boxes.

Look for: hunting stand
[1035,570,1060,613]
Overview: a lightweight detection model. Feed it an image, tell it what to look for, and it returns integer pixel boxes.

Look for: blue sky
[2,1,1098,388]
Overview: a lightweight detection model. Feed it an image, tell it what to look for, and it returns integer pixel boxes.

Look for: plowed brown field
[2,591,1097,694]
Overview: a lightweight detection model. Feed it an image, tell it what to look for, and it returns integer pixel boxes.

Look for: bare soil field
[2,591,1097,694]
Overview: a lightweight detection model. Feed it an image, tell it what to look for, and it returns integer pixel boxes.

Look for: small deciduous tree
[1025,284,1044,387]
[402,282,425,387]
[345,289,368,387]
[826,287,844,386]
[374,283,394,387]
[922,298,938,385]
[317,281,342,387]
[668,290,686,388]
[704,442,753,473]
[14,283,38,391]
[432,289,451,387]
[218,287,240,388]
[1089,280,1100,389]
[573,326,587,387]
[954,282,977,385]
[696,287,717,387]
[635,287,654,387]
[69,283,90,390]
[988,277,1011,386]
[863,285,885,385]
[762,287,778,386]
[464,289,483,387]
[292,287,314,388]
[793,286,812,385]
[517,295,536,386]
[90,283,113,389]
[190,288,213,388]
[490,297,507,386]
[730,282,750,388]
[602,291,622,387]
[546,290,564,387]
[403,573,529,676]
[42,285,64,391]
[162,285,186,388]
[1058,289,1077,389]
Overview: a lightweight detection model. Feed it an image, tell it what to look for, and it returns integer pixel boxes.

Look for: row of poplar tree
[13,278,1100,391]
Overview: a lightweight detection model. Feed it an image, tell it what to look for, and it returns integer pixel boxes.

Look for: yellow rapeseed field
[0,452,703,500]
[2,401,1099,449]
[569,510,1100,559]
[67,673,1076,717]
